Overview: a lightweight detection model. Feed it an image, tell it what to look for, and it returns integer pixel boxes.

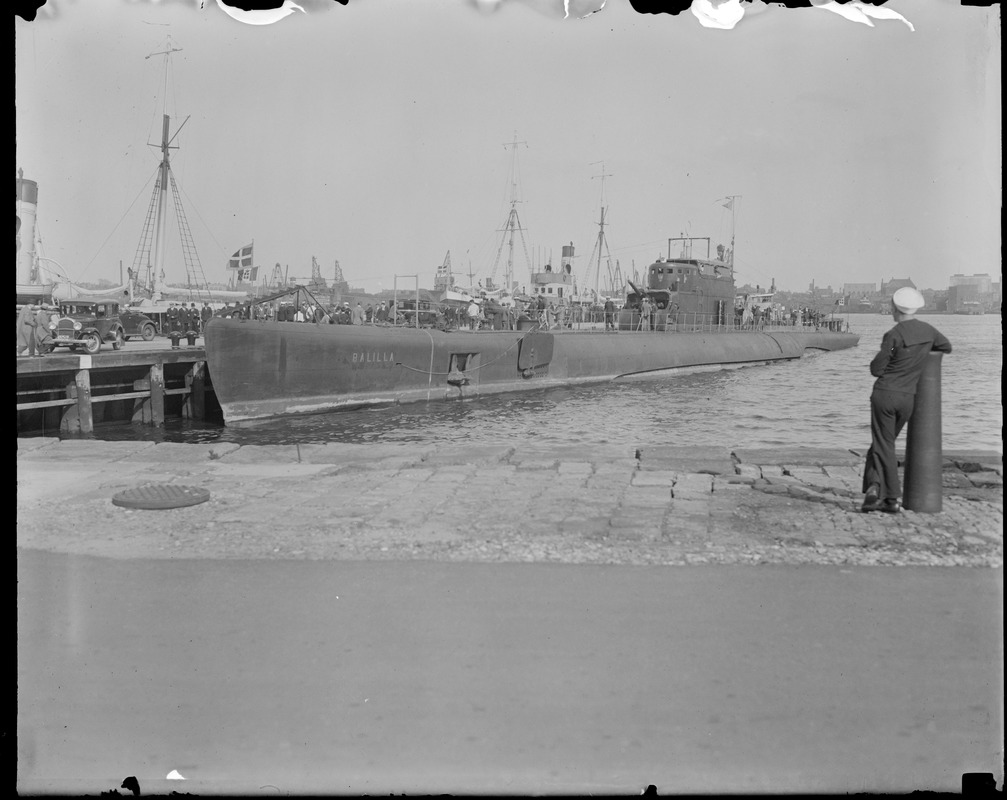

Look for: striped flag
[228,243,253,271]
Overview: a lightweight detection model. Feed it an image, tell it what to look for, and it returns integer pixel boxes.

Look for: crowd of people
[215,294,598,333]
[220,299,396,326]
[162,302,214,337]
[17,294,848,356]
[734,304,834,331]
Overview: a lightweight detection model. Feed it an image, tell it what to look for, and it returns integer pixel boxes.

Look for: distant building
[947,273,999,313]
[949,273,993,294]
[880,277,917,295]
[948,284,982,313]
[843,282,876,299]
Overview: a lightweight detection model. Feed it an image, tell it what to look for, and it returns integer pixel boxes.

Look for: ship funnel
[561,242,575,273]
[16,175,39,285]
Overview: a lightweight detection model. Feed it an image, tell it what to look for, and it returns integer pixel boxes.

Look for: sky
[15,0,1002,297]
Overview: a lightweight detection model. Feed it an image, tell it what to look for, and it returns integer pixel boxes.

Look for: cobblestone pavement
[16,439,1002,567]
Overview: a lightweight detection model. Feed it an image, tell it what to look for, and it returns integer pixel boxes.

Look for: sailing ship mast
[132,38,213,303]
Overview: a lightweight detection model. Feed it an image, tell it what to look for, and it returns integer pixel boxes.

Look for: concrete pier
[16,440,1003,795]
[17,440,1002,566]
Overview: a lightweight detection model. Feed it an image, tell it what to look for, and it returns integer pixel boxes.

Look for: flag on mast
[722,198,734,210]
[228,243,253,271]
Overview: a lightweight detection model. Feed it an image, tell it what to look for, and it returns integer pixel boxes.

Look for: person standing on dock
[34,306,53,355]
[604,297,616,332]
[16,304,38,357]
[639,297,652,331]
[861,287,952,513]
[166,303,179,333]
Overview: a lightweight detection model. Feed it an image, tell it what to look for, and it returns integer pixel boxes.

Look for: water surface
[93,315,1002,452]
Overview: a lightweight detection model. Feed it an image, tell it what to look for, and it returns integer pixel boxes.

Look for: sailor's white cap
[892,287,924,314]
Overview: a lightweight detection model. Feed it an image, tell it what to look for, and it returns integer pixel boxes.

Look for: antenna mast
[722,194,740,268]
[489,133,532,293]
[585,161,615,299]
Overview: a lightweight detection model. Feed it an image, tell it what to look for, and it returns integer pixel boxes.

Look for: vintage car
[48,298,128,354]
[119,307,158,341]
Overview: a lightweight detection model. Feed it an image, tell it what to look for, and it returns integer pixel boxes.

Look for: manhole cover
[112,484,210,510]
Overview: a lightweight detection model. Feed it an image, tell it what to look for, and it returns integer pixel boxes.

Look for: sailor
[467,298,480,331]
[639,296,652,331]
[861,287,952,513]
[201,302,213,329]
[603,297,616,332]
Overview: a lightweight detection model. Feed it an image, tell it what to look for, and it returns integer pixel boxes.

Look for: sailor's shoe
[879,498,902,514]
[861,487,882,513]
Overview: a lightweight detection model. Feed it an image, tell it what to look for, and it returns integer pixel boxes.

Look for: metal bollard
[903,351,943,512]
[169,331,181,349]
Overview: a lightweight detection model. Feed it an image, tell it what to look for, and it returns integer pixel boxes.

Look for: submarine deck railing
[390,308,850,334]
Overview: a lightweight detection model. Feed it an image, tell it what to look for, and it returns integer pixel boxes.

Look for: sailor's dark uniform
[862,318,952,502]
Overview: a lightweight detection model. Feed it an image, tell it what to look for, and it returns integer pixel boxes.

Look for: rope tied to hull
[393,330,534,377]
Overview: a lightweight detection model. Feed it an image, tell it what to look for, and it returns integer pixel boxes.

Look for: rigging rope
[80,166,160,277]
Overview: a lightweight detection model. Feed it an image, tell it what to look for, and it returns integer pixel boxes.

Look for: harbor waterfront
[17,309,1003,795]
[17,0,1002,793]
[77,314,1001,453]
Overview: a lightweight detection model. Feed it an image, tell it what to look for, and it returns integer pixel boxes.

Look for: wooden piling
[185,361,206,419]
[150,363,165,427]
[73,368,93,434]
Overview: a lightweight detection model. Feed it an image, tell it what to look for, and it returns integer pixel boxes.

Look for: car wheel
[141,323,156,342]
[83,331,102,354]
[112,328,125,350]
